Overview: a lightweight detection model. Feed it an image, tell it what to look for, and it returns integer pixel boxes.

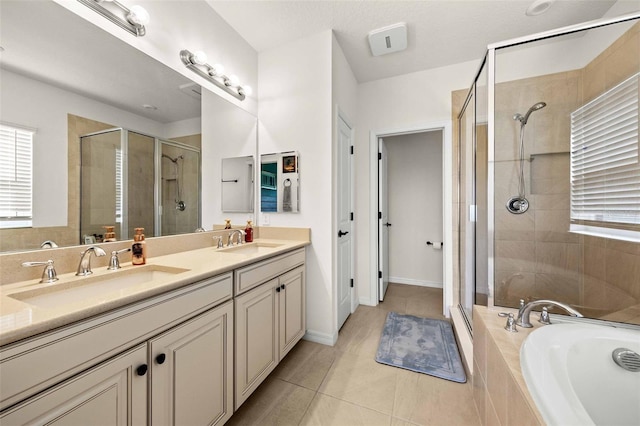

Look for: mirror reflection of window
[261,162,278,212]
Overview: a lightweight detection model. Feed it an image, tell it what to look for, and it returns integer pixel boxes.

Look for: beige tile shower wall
[0,115,114,252]
[494,69,584,309]
[494,21,640,322]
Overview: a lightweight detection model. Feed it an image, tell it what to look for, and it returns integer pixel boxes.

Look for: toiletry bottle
[103,225,116,242]
[132,227,146,265]
[245,220,253,243]
[224,219,232,229]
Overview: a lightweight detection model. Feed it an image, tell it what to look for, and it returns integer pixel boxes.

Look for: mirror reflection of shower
[506,101,547,214]
[162,153,186,211]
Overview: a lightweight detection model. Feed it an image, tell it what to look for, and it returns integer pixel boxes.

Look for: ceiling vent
[368,22,407,57]
[179,82,202,99]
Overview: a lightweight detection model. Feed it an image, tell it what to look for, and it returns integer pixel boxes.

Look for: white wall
[1,70,172,228]
[258,30,334,343]
[331,33,359,317]
[54,0,258,115]
[385,131,443,287]
[202,89,257,230]
[355,59,479,305]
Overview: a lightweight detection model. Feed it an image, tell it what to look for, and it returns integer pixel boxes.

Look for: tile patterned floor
[227,283,481,426]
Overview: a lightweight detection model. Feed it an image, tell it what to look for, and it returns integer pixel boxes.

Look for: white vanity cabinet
[149,300,233,426]
[0,343,148,425]
[0,273,233,425]
[234,249,305,409]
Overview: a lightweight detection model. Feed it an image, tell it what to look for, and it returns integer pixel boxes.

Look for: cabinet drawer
[0,272,232,411]
[234,248,305,295]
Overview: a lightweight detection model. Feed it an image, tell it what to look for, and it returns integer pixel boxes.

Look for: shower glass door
[159,141,200,236]
[457,58,489,332]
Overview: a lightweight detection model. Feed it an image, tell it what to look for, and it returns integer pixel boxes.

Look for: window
[570,73,640,240]
[0,123,34,228]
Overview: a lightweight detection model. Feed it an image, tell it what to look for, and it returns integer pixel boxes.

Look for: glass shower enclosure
[456,11,640,333]
[80,128,200,242]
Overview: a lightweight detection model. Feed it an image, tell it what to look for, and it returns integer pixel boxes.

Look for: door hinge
[350,212,354,221]
[350,145,354,155]
[378,211,382,219]
[350,278,354,288]
[378,152,382,160]
[378,271,382,279]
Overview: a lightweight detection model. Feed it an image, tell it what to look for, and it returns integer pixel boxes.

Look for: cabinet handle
[281,284,285,290]
[156,353,166,365]
[136,364,148,376]
[276,287,281,293]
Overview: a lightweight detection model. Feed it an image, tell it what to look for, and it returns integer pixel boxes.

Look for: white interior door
[337,115,353,329]
[378,138,390,301]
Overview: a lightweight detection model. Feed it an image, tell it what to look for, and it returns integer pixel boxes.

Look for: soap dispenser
[132,227,146,265]
[245,220,253,243]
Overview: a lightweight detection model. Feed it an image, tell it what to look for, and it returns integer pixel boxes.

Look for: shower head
[513,102,546,125]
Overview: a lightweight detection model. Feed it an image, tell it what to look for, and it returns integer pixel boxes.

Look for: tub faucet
[76,245,106,276]
[516,299,583,328]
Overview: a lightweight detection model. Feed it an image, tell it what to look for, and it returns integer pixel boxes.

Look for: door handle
[384,222,392,227]
[338,230,349,237]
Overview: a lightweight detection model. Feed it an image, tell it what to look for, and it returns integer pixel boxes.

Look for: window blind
[0,124,33,221]
[570,72,640,226]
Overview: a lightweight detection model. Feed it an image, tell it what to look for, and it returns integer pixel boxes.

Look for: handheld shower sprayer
[506,102,547,214]
[513,102,546,125]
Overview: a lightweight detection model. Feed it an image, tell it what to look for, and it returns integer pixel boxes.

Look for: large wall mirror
[0,0,256,252]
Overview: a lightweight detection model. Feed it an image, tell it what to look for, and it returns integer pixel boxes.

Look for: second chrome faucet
[76,246,106,276]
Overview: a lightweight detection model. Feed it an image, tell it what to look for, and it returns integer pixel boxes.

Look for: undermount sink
[219,242,284,255]
[9,264,189,308]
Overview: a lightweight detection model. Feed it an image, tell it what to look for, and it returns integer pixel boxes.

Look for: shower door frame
[483,11,640,312]
[79,127,201,241]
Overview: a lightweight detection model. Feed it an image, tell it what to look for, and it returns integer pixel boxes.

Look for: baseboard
[389,277,443,289]
[303,329,338,346]
[358,296,377,306]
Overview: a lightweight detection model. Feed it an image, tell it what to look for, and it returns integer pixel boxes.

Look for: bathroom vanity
[0,237,308,425]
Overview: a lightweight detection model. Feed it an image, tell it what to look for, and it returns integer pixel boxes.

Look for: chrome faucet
[213,235,224,249]
[40,240,59,249]
[228,229,245,246]
[107,248,131,270]
[22,259,58,283]
[516,299,583,328]
[76,245,106,276]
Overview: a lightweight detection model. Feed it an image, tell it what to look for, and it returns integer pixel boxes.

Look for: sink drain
[612,348,640,372]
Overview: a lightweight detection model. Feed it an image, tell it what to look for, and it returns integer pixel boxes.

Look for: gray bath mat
[375,312,466,383]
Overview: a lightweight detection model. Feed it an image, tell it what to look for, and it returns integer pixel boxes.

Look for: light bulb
[241,85,253,97]
[127,5,150,26]
[227,74,240,88]
[191,51,208,65]
[210,63,225,77]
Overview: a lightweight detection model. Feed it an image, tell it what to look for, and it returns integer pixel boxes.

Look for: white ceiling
[206,0,636,83]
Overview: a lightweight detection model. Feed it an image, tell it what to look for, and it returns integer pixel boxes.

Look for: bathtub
[521,322,640,426]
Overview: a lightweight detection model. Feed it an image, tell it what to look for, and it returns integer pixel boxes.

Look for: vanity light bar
[77,0,149,37]
[180,50,249,101]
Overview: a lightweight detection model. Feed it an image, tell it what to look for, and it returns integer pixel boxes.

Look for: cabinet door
[0,344,147,426]
[234,279,279,409]
[278,266,306,360]
[149,301,233,426]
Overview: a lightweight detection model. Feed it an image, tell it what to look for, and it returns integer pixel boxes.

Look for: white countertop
[0,239,308,346]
